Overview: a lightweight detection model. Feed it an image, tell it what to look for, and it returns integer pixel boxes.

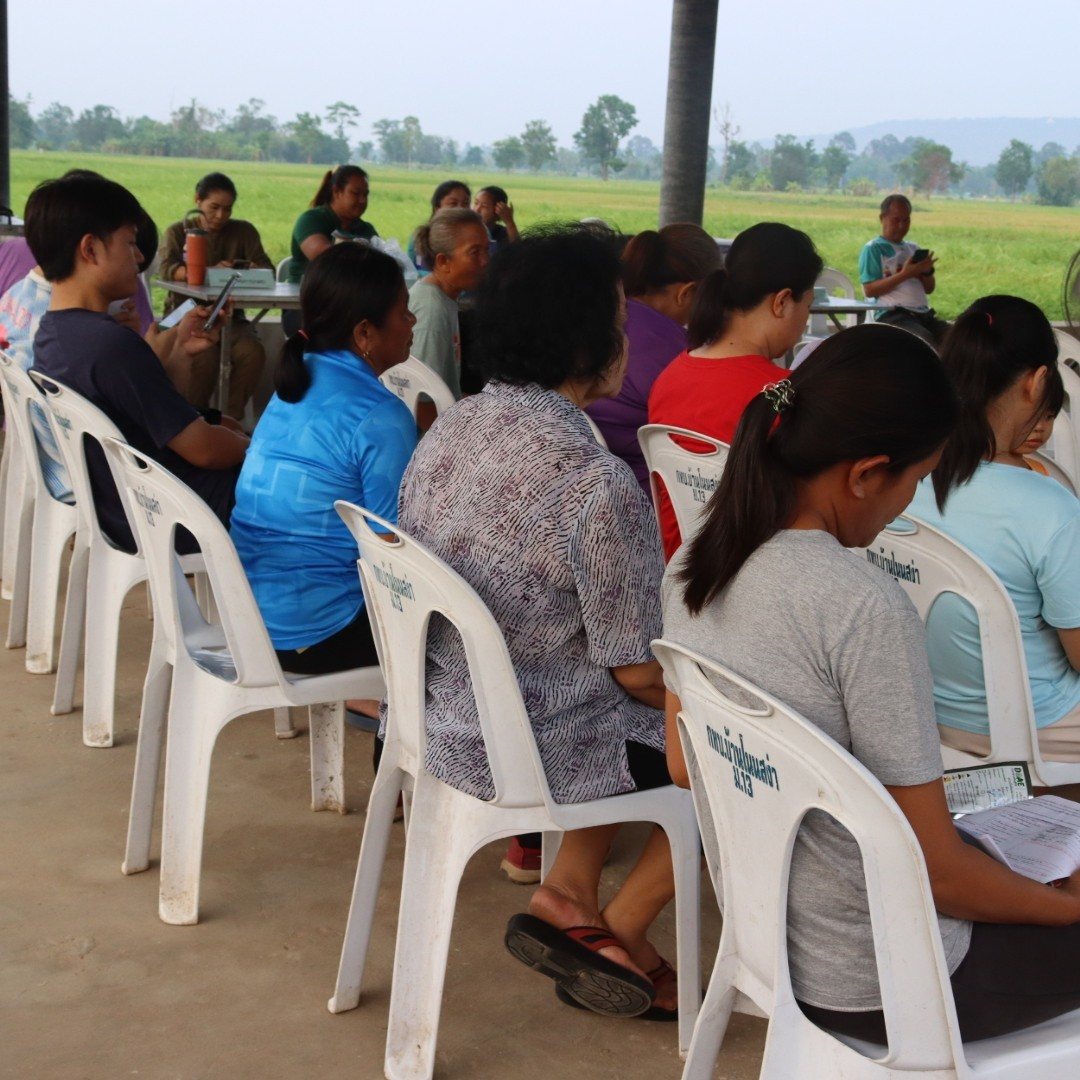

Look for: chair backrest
[637,423,728,542]
[653,640,961,1071]
[582,410,608,449]
[861,514,1037,766]
[1029,449,1077,495]
[1043,355,1080,486]
[809,266,857,335]
[335,501,555,810]
[275,256,291,283]
[379,355,456,421]
[28,371,126,549]
[99,436,282,688]
[0,349,52,501]
[1053,328,1080,370]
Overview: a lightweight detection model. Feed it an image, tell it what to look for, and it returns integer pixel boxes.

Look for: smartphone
[157,297,196,331]
[912,248,932,263]
[203,273,240,332]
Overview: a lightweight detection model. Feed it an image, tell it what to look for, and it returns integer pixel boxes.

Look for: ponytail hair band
[762,379,795,414]
[298,328,309,341]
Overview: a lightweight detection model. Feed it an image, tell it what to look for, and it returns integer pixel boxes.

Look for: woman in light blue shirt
[909,295,1080,759]
[230,243,416,681]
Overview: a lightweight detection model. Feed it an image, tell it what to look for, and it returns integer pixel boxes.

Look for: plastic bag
[367,236,418,287]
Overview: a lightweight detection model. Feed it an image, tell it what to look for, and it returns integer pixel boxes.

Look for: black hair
[687,222,822,348]
[678,324,959,614]
[880,193,911,215]
[195,172,237,201]
[475,223,624,390]
[413,208,484,268]
[622,223,720,298]
[430,179,471,212]
[25,174,144,282]
[276,243,405,404]
[477,184,509,205]
[932,295,1061,508]
[311,165,369,208]
[134,206,158,270]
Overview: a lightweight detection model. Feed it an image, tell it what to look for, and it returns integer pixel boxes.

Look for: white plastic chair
[808,267,857,338]
[99,437,385,925]
[0,363,30,627]
[1029,450,1076,495]
[0,350,77,674]
[27,371,222,746]
[1053,328,1080,373]
[862,515,1080,788]
[637,423,729,545]
[275,256,291,283]
[655,638,1080,1080]
[378,355,456,421]
[327,504,702,1078]
[1042,356,1080,488]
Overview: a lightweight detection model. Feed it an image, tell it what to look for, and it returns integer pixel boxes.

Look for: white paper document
[955,795,1080,883]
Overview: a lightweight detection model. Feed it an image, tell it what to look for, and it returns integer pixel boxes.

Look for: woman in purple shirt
[587,223,720,491]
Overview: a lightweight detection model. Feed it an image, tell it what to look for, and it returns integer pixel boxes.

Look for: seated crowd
[2,162,1080,1050]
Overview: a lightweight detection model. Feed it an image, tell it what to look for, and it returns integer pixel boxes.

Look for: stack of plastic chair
[655,639,1080,1079]
[1053,328,1080,373]
[637,423,729,544]
[861,515,1080,788]
[327,503,702,1079]
[100,437,385,925]
[0,350,77,674]
[28,371,241,746]
[378,355,456,422]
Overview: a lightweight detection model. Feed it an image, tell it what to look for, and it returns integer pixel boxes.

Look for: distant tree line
[9,92,1080,203]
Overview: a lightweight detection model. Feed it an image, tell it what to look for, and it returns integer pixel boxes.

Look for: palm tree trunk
[659,0,720,227]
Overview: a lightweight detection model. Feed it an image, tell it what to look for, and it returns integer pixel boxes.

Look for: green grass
[11,151,1079,319]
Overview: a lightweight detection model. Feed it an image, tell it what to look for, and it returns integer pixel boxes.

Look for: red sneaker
[500,837,542,884]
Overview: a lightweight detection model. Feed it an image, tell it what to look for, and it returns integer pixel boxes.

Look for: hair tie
[298,328,309,341]
[762,379,795,414]
[985,312,993,327]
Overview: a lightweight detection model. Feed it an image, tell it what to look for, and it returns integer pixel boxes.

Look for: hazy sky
[9,1,1076,151]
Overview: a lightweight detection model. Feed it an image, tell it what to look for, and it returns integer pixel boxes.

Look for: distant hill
[760,118,1080,167]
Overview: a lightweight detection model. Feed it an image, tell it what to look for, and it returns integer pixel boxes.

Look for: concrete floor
[0,584,767,1080]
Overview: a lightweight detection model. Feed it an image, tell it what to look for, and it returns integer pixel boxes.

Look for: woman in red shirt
[648,222,822,558]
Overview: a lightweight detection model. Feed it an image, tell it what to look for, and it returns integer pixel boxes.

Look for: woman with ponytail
[585,223,720,490]
[286,165,377,285]
[908,295,1080,759]
[648,222,822,558]
[230,243,416,684]
[664,324,1080,1043]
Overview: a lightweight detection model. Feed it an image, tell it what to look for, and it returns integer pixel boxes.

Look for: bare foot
[527,883,648,981]
[601,920,676,1011]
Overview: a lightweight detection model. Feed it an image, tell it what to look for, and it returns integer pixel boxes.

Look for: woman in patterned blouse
[397,225,679,1020]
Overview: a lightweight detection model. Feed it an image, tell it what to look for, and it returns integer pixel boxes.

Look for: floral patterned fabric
[398,380,665,805]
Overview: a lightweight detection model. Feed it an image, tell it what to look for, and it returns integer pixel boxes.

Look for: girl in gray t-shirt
[662,323,1080,1043]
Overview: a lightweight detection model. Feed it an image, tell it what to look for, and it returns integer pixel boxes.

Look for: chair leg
[274,707,298,740]
[671,812,703,1058]
[4,475,31,649]
[328,766,404,1013]
[25,509,73,674]
[157,690,219,925]
[79,553,132,747]
[680,951,738,1080]
[384,805,473,1080]
[51,539,90,719]
[309,701,345,813]
[122,653,172,876]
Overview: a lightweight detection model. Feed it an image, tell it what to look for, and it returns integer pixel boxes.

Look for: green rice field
[11,151,1080,320]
